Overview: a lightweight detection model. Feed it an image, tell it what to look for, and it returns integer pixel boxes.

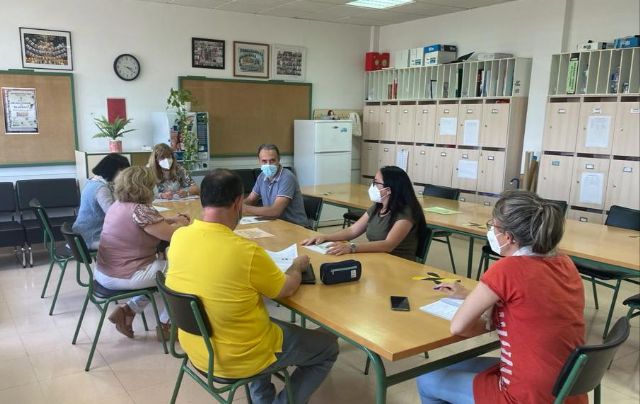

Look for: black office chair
[342,208,366,228]
[60,223,167,371]
[233,169,258,196]
[0,182,27,267]
[574,205,640,338]
[302,195,323,231]
[476,199,568,281]
[423,184,460,273]
[552,317,630,404]
[155,272,294,404]
[622,294,640,321]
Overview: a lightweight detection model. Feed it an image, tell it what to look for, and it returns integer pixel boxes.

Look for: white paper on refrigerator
[579,172,604,205]
[585,116,611,148]
[457,160,478,179]
[463,119,480,145]
[439,117,457,136]
[396,148,409,171]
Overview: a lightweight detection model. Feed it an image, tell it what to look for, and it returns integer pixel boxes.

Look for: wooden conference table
[301,183,640,277]
[156,199,499,404]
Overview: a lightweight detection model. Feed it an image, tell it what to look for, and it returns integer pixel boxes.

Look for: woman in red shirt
[417,190,586,404]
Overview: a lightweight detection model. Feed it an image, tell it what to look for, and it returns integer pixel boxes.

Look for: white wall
[377,0,640,168]
[0,0,369,179]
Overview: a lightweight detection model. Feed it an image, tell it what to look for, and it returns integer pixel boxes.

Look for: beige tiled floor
[0,229,638,403]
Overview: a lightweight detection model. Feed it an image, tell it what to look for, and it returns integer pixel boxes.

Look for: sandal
[108,304,135,338]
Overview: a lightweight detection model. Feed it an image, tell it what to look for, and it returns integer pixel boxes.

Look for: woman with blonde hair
[96,166,190,339]
[148,143,199,199]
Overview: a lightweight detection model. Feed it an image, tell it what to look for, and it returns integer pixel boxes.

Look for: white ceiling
[137,0,514,26]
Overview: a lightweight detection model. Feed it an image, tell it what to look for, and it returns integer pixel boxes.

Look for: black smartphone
[390,296,410,311]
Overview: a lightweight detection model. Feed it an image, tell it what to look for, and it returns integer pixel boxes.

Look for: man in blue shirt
[243,144,310,228]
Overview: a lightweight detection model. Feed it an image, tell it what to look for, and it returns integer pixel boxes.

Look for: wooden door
[361,142,380,177]
[378,143,396,168]
[431,147,454,187]
[611,101,640,157]
[576,101,616,154]
[435,104,459,145]
[396,105,416,142]
[379,105,398,141]
[605,159,640,211]
[451,149,479,191]
[568,209,604,224]
[569,157,611,210]
[477,150,506,194]
[363,105,380,141]
[481,103,510,147]
[411,145,433,184]
[456,103,483,146]
[542,102,580,152]
[414,104,436,144]
[537,154,575,202]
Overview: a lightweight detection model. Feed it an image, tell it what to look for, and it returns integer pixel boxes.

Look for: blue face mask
[261,164,278,178]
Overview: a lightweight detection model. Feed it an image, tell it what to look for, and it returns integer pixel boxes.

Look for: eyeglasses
[371,180,385,188]
[485,220,503,231]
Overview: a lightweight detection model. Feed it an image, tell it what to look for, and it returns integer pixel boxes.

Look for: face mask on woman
[261,164,278,178]
[159,158,173,170]
[368,183,388,203]
[486,227,509,255]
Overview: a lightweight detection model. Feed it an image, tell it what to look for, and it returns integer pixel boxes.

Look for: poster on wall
[233,41,269,78]
[271,44,306,81]
[192,37,225,69]
[2,87,39,134]
[20,27,73,70]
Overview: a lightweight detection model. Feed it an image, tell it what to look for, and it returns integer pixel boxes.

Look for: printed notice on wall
[457,160,478,179]
[585,115,611,148]
[439,117,457,136]
[396,148,409,171]
[579,172,604,205]
[463,119,480,145]
[2,87,38,134]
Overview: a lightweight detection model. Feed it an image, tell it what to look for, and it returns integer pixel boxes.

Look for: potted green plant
[92,116,135,152]
[166,88,198,171]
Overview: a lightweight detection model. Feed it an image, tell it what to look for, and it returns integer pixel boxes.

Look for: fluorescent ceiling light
[347,0,415,10]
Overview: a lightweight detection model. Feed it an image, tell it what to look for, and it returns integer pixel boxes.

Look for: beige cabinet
[379,105,398,141]
[537,154,575,203]
[569,157,610,210]
[363,105,380,141]
[396,105,416,142]
[605,159,640,211]
[456,103,482,146]
[378,143,396,168]
[411,145,433,184]
[414,104,436,144]
[477,150,506,194]
[568,209,604,224]
[481,102,510,147]
[458,191,477,203]
[477,194,500,207]
[435,104,459,145]
[611,101,640,157]
[575,101,616,154]
[451,149,479,191]
[431,147,455,187]
[361,142,380,177]
[542,101,580,152]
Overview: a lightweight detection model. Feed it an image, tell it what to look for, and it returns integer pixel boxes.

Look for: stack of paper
[239,216,270,225]
[266,244,298,272]
[234,228,274,239]
[420,298,464,321]
[303,242,332,255]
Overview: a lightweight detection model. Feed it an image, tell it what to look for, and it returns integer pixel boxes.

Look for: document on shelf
[585,115,611,148]
[420,298,464,321]
[396,148,409,171]
[303,242,332,255]
[463,119,480,145]
[457,160,478,180]
[234,228,274,239]
[239,216,270,225]
[579,172,604,205]
[439,117,457,136]
[266,244,298,272]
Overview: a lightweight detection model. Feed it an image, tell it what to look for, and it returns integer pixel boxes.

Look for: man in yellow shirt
[166,168,338,403]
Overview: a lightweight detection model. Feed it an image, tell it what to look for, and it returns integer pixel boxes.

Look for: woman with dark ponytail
[302,166,427,261]
[416,190,586,404]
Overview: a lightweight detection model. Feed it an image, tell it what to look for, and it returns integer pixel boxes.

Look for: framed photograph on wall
[192,37,225,69]
[271,44,306,81]
[233,41,269,78]
[19,27,73,70]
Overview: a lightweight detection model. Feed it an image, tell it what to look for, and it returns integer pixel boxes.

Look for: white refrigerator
[294,120,352,187]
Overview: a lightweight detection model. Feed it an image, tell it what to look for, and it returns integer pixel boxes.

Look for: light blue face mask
[261,164,278,178]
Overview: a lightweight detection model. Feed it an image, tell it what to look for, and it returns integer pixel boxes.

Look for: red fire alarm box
[365,52,381,71]
[379,52,390,69]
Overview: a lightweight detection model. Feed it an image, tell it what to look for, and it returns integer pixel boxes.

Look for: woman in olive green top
[302,166,427,261]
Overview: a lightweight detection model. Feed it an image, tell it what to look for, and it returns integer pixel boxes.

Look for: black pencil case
[319,260,362,285]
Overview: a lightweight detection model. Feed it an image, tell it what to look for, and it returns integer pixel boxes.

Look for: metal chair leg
[444,236,457,274]
[170,361,187,404]
[73,293,91,344]
[364,356,371,375]
[591,277,599,310]
[48,259,71,315]
[594,384,601,404]
[147,293,168,354]
[602,279,622,339]
[40,260,56,298]
[140,311,149,331]
[244,384,253,404]
[85,304,108,371]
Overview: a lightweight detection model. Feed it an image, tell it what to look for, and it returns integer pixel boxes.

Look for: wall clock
[113,54,140,81]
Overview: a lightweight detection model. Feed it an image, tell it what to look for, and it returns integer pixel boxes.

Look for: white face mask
[159,158,173,170]
[487,227,509,255]
[368,183,385,203]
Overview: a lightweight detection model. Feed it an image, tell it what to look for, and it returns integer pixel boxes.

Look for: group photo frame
[19,27,73,71]
[271,44,306,81]
[233,41,269,78]
[192,37,225,69]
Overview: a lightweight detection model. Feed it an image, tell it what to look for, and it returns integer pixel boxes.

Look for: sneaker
[108,304,135,338]
[156,322,171,342]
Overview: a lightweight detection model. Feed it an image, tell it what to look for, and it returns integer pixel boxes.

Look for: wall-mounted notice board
[0,70,78,167]
[179,76,312,157]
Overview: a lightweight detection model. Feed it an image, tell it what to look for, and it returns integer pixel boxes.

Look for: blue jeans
[249,318,339,404]
[416,357,499,404]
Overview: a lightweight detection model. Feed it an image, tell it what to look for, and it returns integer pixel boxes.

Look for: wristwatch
[349,242,356,253]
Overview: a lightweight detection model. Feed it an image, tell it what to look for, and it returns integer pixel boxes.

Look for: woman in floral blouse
[148,143,199,199]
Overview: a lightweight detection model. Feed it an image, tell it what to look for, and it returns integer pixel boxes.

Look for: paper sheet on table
[234,228,274,239]
[463,119,480,145]
[585,115,611,148]
[303,242,332,255]
[579,172,604,204]
[266,244,298,272]
[152,195,199,204]
[420,298,464,321]
[457,160,478,179]
[439,117,457,136]
[239,216,269,225]
[152,205,171,212]
[423,206,460,215]
[396,148,409,171]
